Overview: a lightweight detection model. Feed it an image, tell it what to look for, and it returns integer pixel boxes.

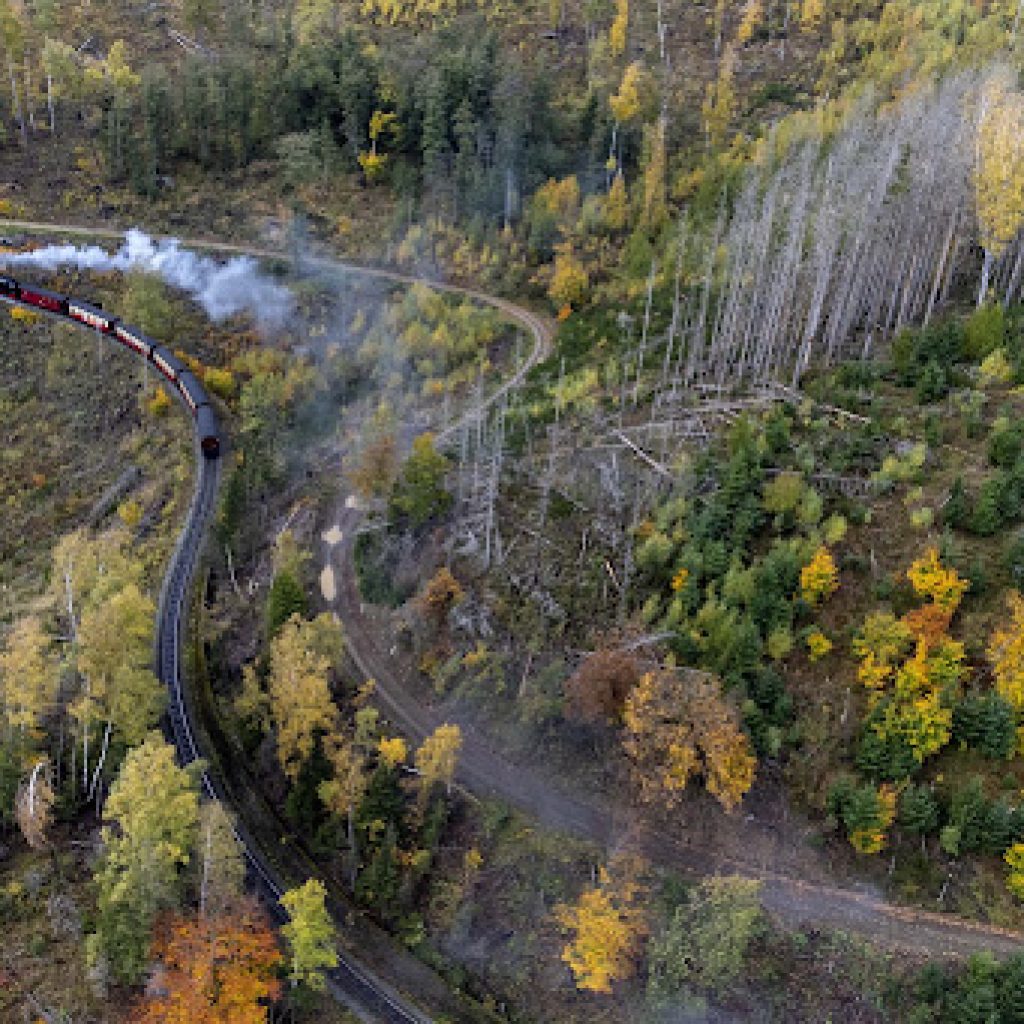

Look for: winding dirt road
[327,512,1024,959]
[8,218,1022,965]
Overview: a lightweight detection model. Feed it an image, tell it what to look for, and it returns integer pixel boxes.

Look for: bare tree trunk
[82,714,89,795]
[632,260,657,406]
[924,210,959,326]
[979,248,993,307]
[23,55,34,129]
[1004,237,1024,308]
[87,720,111,802]
[7,57,27,147]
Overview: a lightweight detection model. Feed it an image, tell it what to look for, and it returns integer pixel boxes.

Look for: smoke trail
[0,228,294,331]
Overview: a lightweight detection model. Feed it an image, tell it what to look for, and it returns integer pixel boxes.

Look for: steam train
[0,273,221,459]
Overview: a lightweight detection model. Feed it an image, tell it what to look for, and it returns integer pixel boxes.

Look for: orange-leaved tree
[622,668,755,812]
[564,647,643,725]
[417,566,464,631]
[852,550,970,770]
[133,902,281,1023]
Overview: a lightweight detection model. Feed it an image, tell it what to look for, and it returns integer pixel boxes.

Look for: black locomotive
[0,273,221,458]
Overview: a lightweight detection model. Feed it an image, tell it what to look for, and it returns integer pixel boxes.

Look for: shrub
[636,530,675,573]
[988,419,1022,468]
[909,507,934,530]
[916,360,948,404]
[145,387,171,416]
[766,626,793,662]
[805,629,832,661]
[266,571,307,635]
[203,367,236,400]
[564,649,643,725]
[823,514,848,545]
[117,499,143,529]
[970,478,1006,535]
[964,303,1006,361]
[979,348,1014,386]
[762,472,804,516]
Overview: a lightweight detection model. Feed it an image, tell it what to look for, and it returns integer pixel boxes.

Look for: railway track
[3,289,433,1024]
[156,431,431,1024]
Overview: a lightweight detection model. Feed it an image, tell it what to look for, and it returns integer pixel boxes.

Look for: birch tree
[76,583,165,798]
[0,616,55,740]
[90,733,200,984]
[975,72,1024,305]
[280,879,338,991]
[197,800,245,919]
[318,733,369,889]
[414,722,462,803]
[267,614,342,781]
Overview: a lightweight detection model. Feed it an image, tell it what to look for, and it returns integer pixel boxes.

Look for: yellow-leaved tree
[549,245,590,310]
[358,0,460,27]
[642,117,668,231]
[554,858,647,994]
[737,0,763,44]
[609,62,647,126]
[609,0,628,57]
[280,879,337,991]
[800,546,839,606]
[702,45,737,151]
[267,614,342,781]
[604,171,629,232]
[318,733,369,889]
[623,669,755,812]
[800,0,825,32]
[1006,843,1024,899]
[0,616,55,738]
[975,73,1024,305]
[988,591,1024,721]
[358,110,399,184]
[414,722,463,804]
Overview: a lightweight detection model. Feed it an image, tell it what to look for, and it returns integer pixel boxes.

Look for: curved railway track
[158,438,430,1024]
[2,287,433,1024]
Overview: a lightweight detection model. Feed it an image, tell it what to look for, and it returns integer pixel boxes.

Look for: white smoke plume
[1,228,294,331]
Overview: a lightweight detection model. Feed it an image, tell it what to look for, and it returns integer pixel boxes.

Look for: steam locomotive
[0,273,221,459]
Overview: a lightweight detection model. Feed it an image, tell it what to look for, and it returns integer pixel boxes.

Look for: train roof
[196,403,219,434]
[177,369,208,409]
[69,298,114,324]
[20,284,65,300]
[151,345,187,377]
[115,322,155,351]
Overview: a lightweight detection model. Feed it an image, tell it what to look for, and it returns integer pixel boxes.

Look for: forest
[6,1,1024,1023]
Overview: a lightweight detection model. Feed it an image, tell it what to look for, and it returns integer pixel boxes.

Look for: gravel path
[12,217,1022,962]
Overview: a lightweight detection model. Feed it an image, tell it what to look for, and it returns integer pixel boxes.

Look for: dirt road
[10,217,1022,961]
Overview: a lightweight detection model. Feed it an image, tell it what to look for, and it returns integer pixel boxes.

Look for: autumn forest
[7,1,1024,1023]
